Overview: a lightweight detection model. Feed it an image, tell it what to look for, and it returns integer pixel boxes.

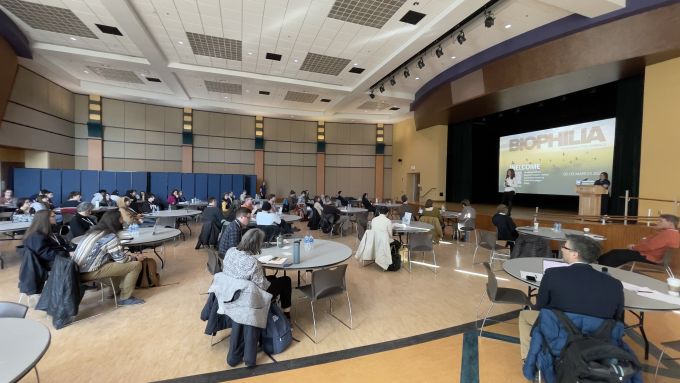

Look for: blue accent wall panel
[14,168,41,199]
[220,175,232,198]
[233,175,245,196]
[131,172,148,193]
[208,174,220,201]
[150,172,168,198]
[81,170,99,202]
[181,174,195,199]
[100,171,116,194]
[167,173,182,196]
[61,170,81,203]
[116,172,132,195]
[195,174,208,200]
[41,169,62,205]
[248,175,257,196]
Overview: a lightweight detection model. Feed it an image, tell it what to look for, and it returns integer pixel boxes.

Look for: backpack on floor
[136,258,160,288]
[387,240,402,271]
[552,309,639,383]
[260,304,292,355]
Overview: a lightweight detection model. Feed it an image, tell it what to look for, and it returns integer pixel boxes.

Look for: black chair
[477,262,531,335]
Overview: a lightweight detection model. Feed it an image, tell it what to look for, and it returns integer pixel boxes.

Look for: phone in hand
[526,275,537,282]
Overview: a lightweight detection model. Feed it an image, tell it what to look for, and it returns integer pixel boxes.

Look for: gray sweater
[208,272,272,328]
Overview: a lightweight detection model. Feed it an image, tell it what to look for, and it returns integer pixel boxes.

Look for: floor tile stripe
[460,332,480,383]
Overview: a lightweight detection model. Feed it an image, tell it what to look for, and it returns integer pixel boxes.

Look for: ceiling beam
[100,0,189,100]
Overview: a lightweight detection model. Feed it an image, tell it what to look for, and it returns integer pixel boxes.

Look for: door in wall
[0,161,24,191]
[407,172,420,203]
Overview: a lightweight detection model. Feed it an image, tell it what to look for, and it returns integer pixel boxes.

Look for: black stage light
[435,45,443,58]
[389,77,396,86]
[457,31,466,45]
[484,11,495,28]
[403,67,410,78]
[379,84,385,93]
[369,91,375,99]
[417,57,425,69]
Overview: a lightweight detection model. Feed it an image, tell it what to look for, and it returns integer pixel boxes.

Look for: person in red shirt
[598,214,680,267]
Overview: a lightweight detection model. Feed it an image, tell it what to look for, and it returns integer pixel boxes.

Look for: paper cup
[583,228,590,233]
[667,278,680,296]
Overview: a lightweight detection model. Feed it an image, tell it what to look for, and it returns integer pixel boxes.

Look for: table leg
[626,311,648,360]
[154,246,165,269]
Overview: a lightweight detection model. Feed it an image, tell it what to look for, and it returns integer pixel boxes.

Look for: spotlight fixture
[457,31,466,45]
[484,10,495,28]
[379,83,385,93]
[435,45,443,58]
[417,57,425,69]
[389,77,396,86]
[403,67,410,78]
[369,90,376,99]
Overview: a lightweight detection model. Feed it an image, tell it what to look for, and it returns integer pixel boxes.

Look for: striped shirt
[72,231,132,273]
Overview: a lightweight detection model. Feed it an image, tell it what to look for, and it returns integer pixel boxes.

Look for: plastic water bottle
[132,223,139,238]
[276,234,283,248]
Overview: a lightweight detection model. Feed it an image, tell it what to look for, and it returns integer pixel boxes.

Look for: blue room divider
[181,174,195,199]
[99,171,116,195]
[207,174,220,200]
[116,172,133,195]
[81,170,99,202]
[13,168,41,200]
[61,170,81,202]
[195,174,208,200]
[149,172,168,199]
[167,173,182,197]
[220,175,232,199]
[40,169,62,205]
[131,172,147,194]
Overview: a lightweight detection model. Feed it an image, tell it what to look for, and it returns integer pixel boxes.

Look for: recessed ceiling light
[140,73,146,77]
[294,59,299,63]
[353,63,358,66]
[224,96,229,99]
[70,37,77,41]
[247,52,253,55]
[245,89,250,93]
[451,56,456,59]
[415,77,420,80]
[178,41,184,45]
[505,24,512,29]
[83,70,89,74]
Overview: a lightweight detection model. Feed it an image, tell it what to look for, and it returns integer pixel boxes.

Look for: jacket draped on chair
[355,229,392,270]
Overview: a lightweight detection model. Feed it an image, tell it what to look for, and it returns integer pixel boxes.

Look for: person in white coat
[355,206,394,270]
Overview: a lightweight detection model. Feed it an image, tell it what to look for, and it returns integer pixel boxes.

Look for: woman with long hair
[23,210,69,269]
[117,196,142,227]
[221,192,231,214]
[222,228,292,318]
[72,210,144,305]
[502,168,517,215]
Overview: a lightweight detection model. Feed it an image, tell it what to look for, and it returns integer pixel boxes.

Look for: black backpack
[260,304,292,356]
[551,310,640,383]
[387,240,402,271]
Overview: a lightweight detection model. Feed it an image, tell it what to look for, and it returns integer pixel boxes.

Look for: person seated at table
[458,199,476,241]
[371,205,393,238]
[361,193,375,214]
[110,190,121,204]
[223,228,292,319]
[61,191,82,207]
[201,197,225,228]
[22,210,70,270]
[117,196,143,227]
[336,191,348,207]
[70,202,97,238]
[72,210,144,305]
[139,194,159,213]
[177,190,187,203]
[519,235,623,361]
[125,189,139,203]
[241,195,254,212]
[40,189,55,209]
[30,195,50,213]
[91,189,107,205]
[492,204,518,249]
[257,201,296,234]
[420,199,442,226]
[0,189,17,207]
[322,196,350,235]
[313,196,324,215]
[398,194,415,220]
[14,198,33,215]
[219,207,251,257]
[167,189,180,207]
[239,190,248,203]
[220,192,232,215]
[598,214,680,268]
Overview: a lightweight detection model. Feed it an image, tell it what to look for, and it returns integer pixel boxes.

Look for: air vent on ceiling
[357,101,391,110]
[349,67,365,74]
[87,66,143,83]
[327,0,407,29]
[300,53,351,76]
[389,107,400,110]
[204,80,242,94]
[0,0,97,38]
[259,91,270,95]
[186,32,242,61]
[400,10,426,25]
[265,53,282,61]
[320,99,331,103]
[284,91,319,104]
[95,23,123,36]
[145,77,161,83]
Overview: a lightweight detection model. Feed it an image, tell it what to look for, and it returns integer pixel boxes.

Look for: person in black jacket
[22,210,70,270]
[491,204,518,249]
[70,202,97,238]
[201,197,225,228]
[61,191,82,208]
[361,193,375,214]
[139,194,160,213]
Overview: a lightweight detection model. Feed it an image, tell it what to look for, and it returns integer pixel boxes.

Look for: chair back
[156,217,177,228]
[0,211,13,221]
[662,248,677,268]
[408,232,434,251]
[482,262,498,301]
[311,264,348,300]
[206,248,223,275]
[478,230,499,251]
[0,301,28,318]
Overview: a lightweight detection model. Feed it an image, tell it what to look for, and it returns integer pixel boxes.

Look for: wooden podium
[576,185,608,216]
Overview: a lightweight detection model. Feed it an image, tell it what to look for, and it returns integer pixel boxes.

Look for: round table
[259,239,352,271]
[143,209,202,218]
[391,220,433,233]
[177,201,208,209]
[339,207,368,215]
[516,226,606,241]
[72,227,181,269]
[503,257,680,358]
[0,221,31,234]
[0,318,51,383]
[279,214,302,223]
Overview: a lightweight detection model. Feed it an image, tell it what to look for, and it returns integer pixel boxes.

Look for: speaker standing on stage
[503,168,517,215]
[594,172,610,215]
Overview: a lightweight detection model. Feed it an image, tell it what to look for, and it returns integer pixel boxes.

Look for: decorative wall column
[375,123,385,199]
[254,116,264,185]
[316,121,325,195]
[181,107,193,173]
[86,95,103,170]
